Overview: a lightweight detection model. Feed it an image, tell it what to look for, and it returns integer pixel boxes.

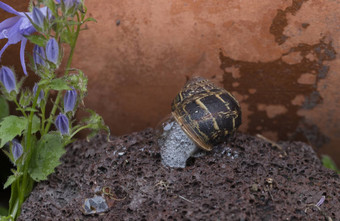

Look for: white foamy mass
[158,118,198,168]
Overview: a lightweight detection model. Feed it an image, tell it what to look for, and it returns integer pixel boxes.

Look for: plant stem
[13,84,41,219]
[9,198,18,220]
[65,13,82,75]
[44,15,82,133]
[44,92,61,134]
[13,99,27,118]
[69,124,91,139]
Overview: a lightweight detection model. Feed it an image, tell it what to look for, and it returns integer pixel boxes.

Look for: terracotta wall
[1,0,340,166]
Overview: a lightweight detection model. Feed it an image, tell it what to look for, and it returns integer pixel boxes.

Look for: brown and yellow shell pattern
[171,77,242,151]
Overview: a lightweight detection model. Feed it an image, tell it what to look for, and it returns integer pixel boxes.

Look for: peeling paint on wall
[220,0,337,150]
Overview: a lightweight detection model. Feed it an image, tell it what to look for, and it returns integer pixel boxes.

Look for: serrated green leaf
[0,116,27,148]
[0,97,9,121]
[28,133,65,181]
[48,79,70,91]
[32,115,41,134]
[25,35,47,47]
[82,109,110,140]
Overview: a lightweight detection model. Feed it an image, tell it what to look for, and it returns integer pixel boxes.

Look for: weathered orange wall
[1,0,340,166]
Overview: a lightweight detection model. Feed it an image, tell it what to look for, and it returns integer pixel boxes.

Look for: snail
[158,76,242,168]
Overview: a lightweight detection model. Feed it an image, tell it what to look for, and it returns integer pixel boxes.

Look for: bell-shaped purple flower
[0,66,16,92]
[0,2,50,75]
[33,45,46,66]
[64,88,77,113]
[56,0,81,10]
[12,140,23,161]
[46,38,59,64]
[33,83,44,104]
[32,7,45,29]
[55,113,69,135]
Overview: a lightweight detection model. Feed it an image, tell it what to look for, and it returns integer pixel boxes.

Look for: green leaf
[25,35,47,47]
[3,172,22,189]
[18,89,32,108]
[3,175,15,190]
[32,115,41,134]
[0,97,9,121]
[28,133,66,181]
[0,116,27,148]
[82,109,110,140]
[48,78,70,91]
[8,180,18,220]
[38,79,50,87]
[60,28,75,45]
[84,17,97,23]
[45,0,57,17]
[321,155,340,174]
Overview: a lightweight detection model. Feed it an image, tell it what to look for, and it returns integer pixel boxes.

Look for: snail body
[171,77,241,151]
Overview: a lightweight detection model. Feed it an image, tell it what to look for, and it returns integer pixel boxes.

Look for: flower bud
[33,83,44,104]
[19,89,31,107]
[0,66,16,93]
[56,0,81,10]
[12,140,23,161]
[65,0,81,9]
[33,45,46,66]
[32,7,45,29]
[55,113,69,135]
[46,38,59,64]
[64,88,77,113]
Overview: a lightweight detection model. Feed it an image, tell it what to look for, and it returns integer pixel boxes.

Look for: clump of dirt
[19,129,340,220]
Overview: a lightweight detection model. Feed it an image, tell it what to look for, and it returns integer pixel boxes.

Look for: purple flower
[55,113,69,135]
[0,66,15,92]
[56,0,81,10]
[0,2,50,75]
[64,88,77,112]
[12,140,23,161]
[33,83,44,104]
[33,45,46,66]
[315,196,325,207]
[46,38,59,64]
[32,7,45,29]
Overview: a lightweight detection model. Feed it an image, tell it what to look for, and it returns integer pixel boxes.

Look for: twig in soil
[178,195,194,204]
[256,134,287,156]
[102,186,126,201]
[264,178,274,201]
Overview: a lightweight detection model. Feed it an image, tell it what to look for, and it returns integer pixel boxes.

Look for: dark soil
[19,129,340,220]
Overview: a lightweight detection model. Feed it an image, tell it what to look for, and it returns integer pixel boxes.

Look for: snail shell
[171,77,241,151]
